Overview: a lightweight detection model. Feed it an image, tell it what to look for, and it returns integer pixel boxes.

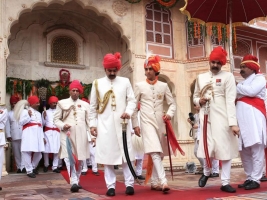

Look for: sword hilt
[121,119,128,132]
[204,101,210,114]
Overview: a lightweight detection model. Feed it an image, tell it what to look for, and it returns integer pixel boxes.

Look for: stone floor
[0,167,266,200]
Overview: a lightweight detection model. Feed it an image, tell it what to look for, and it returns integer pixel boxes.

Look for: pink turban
[28,96,39,106]
[209,46,227,65]
[48,96,58,104]
[144,55,161,72]
[10,95,20,104]
[241,54,260,74]
[69,80,83,94]
[103,52,122,70]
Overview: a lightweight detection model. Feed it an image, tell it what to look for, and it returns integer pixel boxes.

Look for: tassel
[144,154,153,185]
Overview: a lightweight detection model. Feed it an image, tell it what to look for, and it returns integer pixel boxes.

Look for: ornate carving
[8,17,13,21]
[44,62,86,69]
[112,0,128,16]
[21,4,26,8]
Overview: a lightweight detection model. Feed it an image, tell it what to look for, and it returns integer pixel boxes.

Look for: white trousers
[104,163,134,189]
[64,157,83,185]
[82,143,98,173]
[0,145,4,180]
[204,158,231,186]
[150,152,167,186]
[21,152,42,174]
[240,143,265,184]
[12,140,24,170]
[135,159,143,176]
[44,153,59,170]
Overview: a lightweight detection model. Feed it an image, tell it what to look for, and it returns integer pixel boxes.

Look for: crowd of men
[0,47,265,196]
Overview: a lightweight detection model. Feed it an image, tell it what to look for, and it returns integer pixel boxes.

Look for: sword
[121,119,142,185]
[203,101,212,168]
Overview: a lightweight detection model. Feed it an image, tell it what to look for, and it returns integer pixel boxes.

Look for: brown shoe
[162,184,170,193]
[151,185,162,191]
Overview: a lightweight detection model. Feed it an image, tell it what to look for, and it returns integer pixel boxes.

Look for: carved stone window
[51,36,78,64]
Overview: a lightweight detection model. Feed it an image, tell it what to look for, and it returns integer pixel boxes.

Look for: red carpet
[61,170,267,199]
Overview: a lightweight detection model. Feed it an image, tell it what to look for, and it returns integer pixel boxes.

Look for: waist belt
[44,126,60,133]
[22,123,42,131]
[0,129,3,132]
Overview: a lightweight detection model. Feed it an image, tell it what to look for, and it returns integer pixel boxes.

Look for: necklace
[146,77,158,90]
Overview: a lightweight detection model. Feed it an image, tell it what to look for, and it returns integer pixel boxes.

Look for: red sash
[44,126,60,133]
[22,123,42,130]
[237,97,266,118]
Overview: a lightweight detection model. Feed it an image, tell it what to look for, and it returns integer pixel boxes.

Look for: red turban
[241,54,260,74]
[69,80,83,94]
[28,96,39,105]
[82,98,90,104]
[103,52,122,70]
[209,46,227,65]
[144,55,161,72]
[48,96,58,104]
[10,95,20,104]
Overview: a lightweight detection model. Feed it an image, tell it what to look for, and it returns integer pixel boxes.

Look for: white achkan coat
[54,97,90,160]
[193,71,239,160]
[42,108,60,153]
[131,80,176,156]
[89,76,136,165]
[236,73,266,150]
[6,110,22,140]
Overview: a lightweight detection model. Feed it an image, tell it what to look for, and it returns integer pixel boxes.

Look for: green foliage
[83,84,92,98]
[35,78,50,88]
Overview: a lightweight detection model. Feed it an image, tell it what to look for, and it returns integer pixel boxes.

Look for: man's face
[11,102,16,109]
[31,102,40,110]
[209,60,222,74]
[105,68,118,80]
[145,66,156,80]
[240,64,254,79]
[61,73,69,82]
[69,89,80,101]
[49,102,57,109]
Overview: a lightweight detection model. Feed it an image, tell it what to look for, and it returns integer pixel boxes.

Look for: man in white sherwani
[5,95,25,173]
[236,55,266,190]
[132,55,176,193]
[42,96,61,173]
[193,47,240,193]
[14,96,45,178]
[89,52,136,197]
[54,80,90,193]
[0,102,8,190]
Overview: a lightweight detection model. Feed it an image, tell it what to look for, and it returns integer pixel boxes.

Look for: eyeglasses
[107,69,118,73]
[211,61,222,65]
[145,67,153,71]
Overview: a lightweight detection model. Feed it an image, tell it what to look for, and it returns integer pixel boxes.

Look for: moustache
[211,67,219,70]
[240,70,245,74]
[109,75,116,78]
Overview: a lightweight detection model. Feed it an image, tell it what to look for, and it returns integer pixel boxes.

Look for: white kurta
[236,73,266,150]
[131,80,176,156]
[19,108,45,152]
[193,71,239,160]
[42,108,60,153]
[89,76,136,165]
[54,97,90,160]
[5,110,22,140]
[0,106,7,180]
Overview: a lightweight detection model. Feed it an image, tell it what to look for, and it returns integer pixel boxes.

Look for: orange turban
[209,46,227,65]
[28,96,39,105]
[82,97,90,104]
[103,52,122,70]
[69,80,83,93]
[48,96,58,104]
[144,55,161,72]
[241,54,260,74]
[10,95,20,104]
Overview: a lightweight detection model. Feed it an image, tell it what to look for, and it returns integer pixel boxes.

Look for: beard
[211,67,219,71]
[108,75,116,79]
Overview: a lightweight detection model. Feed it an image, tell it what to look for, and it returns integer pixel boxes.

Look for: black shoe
[33,168,39,175]
[0,187,2,190]
[27,173,36,178]
[77,184,83,189]
[16,169,22,173]
[238,180,252,188]
[220,184,236,193]
[137,175,145,180]
[244,181,260,190]
[114,165,119,170]
[22,168,26,173]
[106,188,115,196]
[58,167,63,170]
[52,169,61,173]
[92,171,100,176]
[198,175,209,187]
[260,176,267,182]
[210,173,219,177]
[81,172,87,176]
[43,167,48,173]
[87,165,92,169]
[70,184,79,193]
[125,186,134,195]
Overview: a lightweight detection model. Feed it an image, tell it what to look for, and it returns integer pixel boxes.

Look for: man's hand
[163,114,171,120]
[7,137,12,142]
[199,98,208,106]
[231,125,240,138]
[133,126,141,137]
[43,111,47,120]
[28,110,32,117]
[91,138,96,147]
[121,113,130,119]
[43,138,47,145]
[90,127,98,137]
[63,124,71,131]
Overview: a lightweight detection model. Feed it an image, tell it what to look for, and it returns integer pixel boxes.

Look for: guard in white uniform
[42,96,61,173]
[236,55,266,190]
